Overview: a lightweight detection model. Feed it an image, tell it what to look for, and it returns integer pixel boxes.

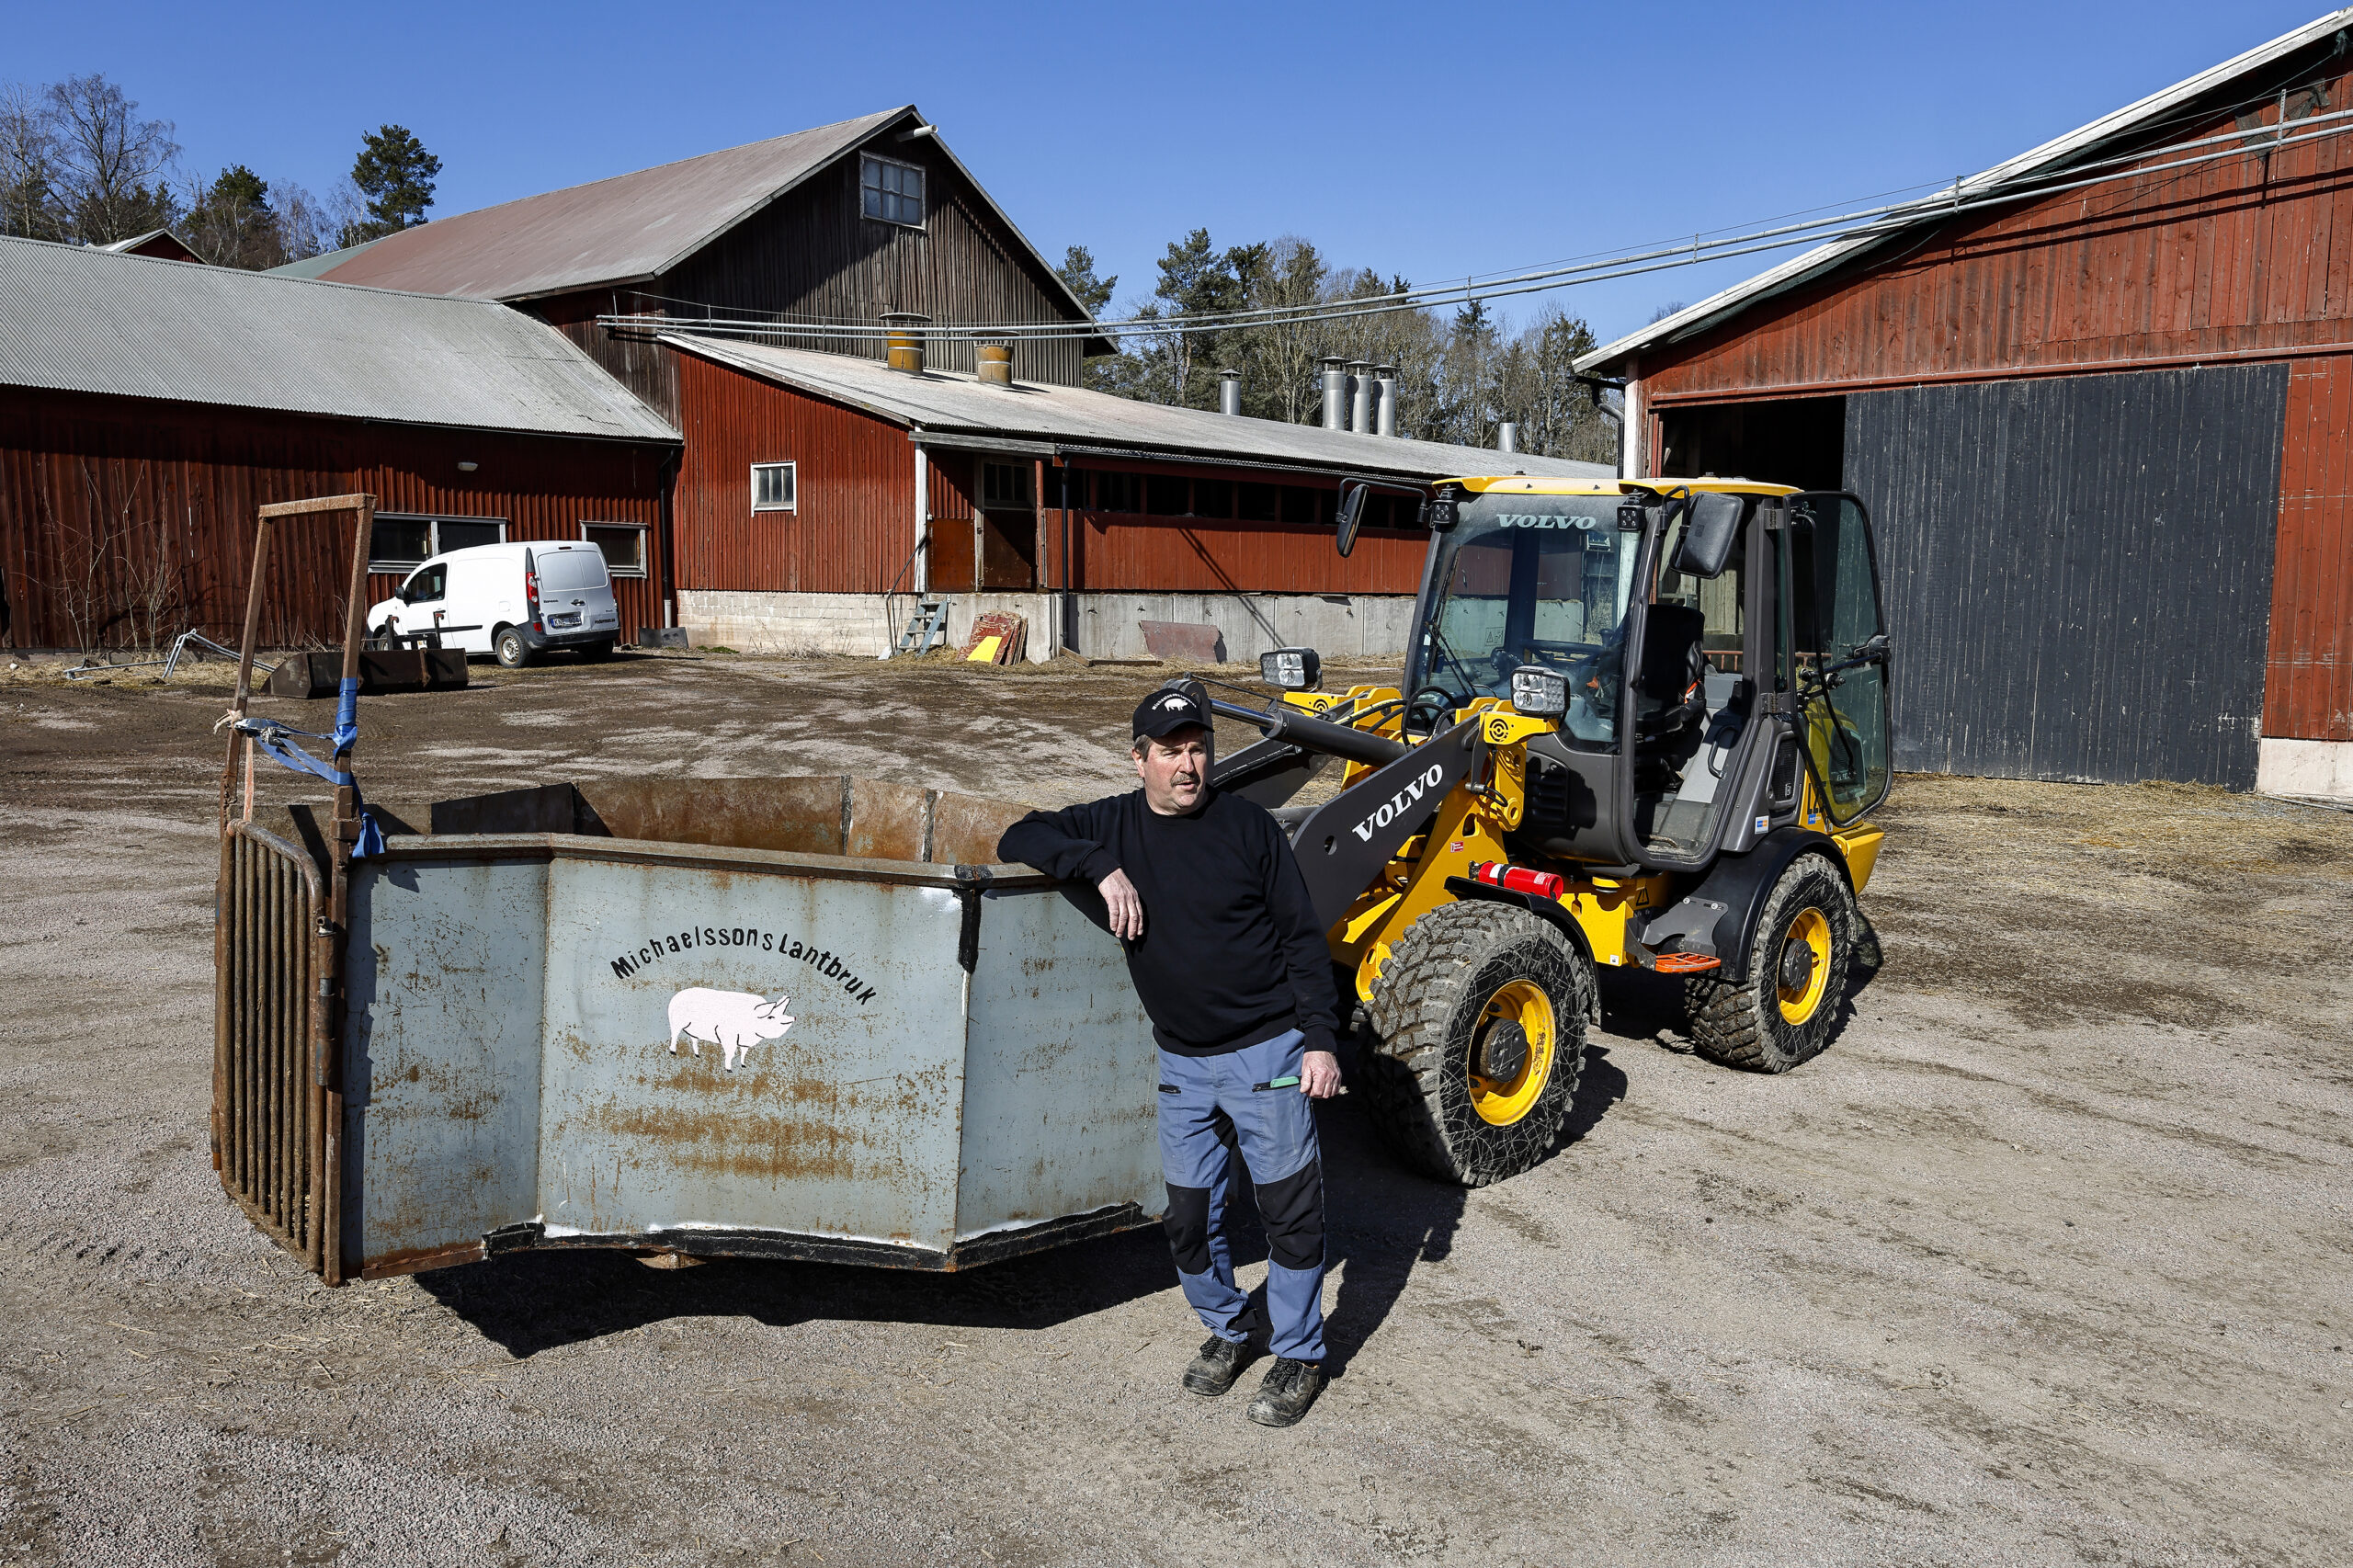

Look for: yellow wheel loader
[1200,478,1893,1187]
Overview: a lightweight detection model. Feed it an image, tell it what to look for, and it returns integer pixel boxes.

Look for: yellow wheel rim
[1776,906,1834,1024]
[1468,980,1556,1127]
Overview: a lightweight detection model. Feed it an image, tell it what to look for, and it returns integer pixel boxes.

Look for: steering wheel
[1404,684,1460,735]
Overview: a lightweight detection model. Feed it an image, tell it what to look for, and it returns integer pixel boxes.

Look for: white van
[366,541,621,666]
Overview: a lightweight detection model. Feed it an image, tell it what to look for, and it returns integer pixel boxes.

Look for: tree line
[0,73,442,268]
[1056,232,1620,465]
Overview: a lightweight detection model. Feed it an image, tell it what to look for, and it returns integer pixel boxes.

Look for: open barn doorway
[1656,396,1846,493]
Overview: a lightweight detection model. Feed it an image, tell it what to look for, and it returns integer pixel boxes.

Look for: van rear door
[535,545,620,641]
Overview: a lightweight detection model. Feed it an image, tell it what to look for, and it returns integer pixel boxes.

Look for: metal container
[215,777,1161,1281]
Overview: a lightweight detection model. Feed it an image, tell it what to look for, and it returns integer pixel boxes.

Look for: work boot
[1182,1334,1254,1397]
[1245,1357,1325,1427]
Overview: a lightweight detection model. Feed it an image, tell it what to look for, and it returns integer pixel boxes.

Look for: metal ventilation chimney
[1374,365,1398,437]
[1496,421,1519,454]
[1347,361,1372,435]
[1218,368,1241,415]
[1319,357,1347,430]
[881,312,930,374]
[975,343,1014,386]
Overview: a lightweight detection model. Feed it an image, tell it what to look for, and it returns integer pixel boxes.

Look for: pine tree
[342,124,439,245]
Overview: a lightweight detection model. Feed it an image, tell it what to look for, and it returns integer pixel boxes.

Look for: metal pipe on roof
[1374,366,1397,437]
[1496,422,1518,454]
[1319,358,1347,431]
[975,343,1014,387]
[881,312,929,374]
[1347,363,1371,436]
[1218,369,1241,416]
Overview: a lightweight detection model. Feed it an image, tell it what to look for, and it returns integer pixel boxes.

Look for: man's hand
[1300,1050,1342,1099]
[1097,868,1144,942]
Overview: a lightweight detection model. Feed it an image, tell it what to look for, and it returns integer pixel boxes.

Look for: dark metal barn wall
[1846,363,2287,788]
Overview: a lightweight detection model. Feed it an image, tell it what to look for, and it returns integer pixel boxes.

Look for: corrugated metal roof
[268,235,384,279]
[0,235,678,442]
[1577,8,2353,373]
[665,334,1616,483]
[313,109,909,301]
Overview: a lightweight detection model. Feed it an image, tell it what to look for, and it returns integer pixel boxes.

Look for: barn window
[1192,479,1233,518]
[369,513,507,570]
[982,461,1031,508]
[860,155,926,227]
[1145,476,1189,517]
[752,462,796,512]
[1090,472,1143,513]
[1237,483,1280,522]
[582,522,648,577]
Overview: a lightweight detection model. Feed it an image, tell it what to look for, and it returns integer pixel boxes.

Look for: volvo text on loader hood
[1200,476,1894,1186]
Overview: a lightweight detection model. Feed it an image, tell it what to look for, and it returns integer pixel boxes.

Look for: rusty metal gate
[212,822,341,1281]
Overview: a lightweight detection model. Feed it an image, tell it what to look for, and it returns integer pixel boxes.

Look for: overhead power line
[607,102,2353,347]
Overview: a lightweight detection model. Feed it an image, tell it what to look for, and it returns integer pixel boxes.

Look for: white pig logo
[665,986,794,1072]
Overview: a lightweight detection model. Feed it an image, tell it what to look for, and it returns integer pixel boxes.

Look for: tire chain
[1684,856,1855,1073]
[1359,902,1593,1187]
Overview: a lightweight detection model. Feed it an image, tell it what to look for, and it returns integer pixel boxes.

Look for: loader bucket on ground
[214,777,1159,1282]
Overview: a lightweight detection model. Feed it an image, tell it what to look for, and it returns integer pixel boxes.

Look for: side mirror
[1509,665,1568,719]
[1260,647,1322,691]
[1671,491,1744,579]
[1335,482,1368,559]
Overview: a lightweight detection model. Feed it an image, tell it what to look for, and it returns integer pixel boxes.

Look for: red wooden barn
[660,334,1609,662]
[282,105,1603,663]
[0,237,678,651]
[1580,10,2353,795]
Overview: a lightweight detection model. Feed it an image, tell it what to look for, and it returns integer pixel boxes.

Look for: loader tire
[1685,855,1854,1073]
[1360,901,1594,1187]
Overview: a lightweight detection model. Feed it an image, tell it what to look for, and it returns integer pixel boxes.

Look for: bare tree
[44,74,179,244]
[0,82,63,240]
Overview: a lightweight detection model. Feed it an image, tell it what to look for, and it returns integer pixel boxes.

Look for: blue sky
[10,1,2336,340]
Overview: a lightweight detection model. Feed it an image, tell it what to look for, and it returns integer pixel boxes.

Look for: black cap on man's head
[1133,683,1210,741]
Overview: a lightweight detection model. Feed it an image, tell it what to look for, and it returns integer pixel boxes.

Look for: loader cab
[1404,478,1890,872]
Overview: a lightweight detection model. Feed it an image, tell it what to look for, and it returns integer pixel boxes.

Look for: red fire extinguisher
[1468,861,1565,900]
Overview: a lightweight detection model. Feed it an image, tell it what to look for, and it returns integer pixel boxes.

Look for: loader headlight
[1260,646,1322,691]
[1509,665,1567,719]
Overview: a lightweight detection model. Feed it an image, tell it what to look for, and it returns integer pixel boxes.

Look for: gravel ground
[2,648,2349,1567]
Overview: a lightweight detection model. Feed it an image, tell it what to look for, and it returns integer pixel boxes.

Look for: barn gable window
[751,462,797,513]
[860,155,926,227]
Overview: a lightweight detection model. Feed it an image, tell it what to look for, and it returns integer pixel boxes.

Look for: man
[998,684,1342,1427]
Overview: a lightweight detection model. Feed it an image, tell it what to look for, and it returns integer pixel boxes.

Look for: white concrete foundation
[2256,736,2353,800]
[675,589,1415,665]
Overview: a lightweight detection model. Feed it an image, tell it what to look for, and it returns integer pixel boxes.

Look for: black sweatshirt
[997,788,1341,1059]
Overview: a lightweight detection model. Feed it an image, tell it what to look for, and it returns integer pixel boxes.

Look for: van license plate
[549,612,581,628]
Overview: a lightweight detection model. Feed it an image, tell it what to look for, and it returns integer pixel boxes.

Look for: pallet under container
[212,777,1160,1283]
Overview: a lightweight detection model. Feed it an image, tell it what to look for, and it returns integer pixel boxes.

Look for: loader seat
[1632,605,1708,745]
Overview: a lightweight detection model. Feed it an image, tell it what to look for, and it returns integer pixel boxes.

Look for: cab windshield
[1415,494,1636,741]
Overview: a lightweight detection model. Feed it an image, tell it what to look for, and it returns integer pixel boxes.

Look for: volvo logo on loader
[1350,762,1447,843]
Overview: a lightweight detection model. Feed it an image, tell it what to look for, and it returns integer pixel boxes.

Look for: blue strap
[245,722,353,789]
[235,674,384,857]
